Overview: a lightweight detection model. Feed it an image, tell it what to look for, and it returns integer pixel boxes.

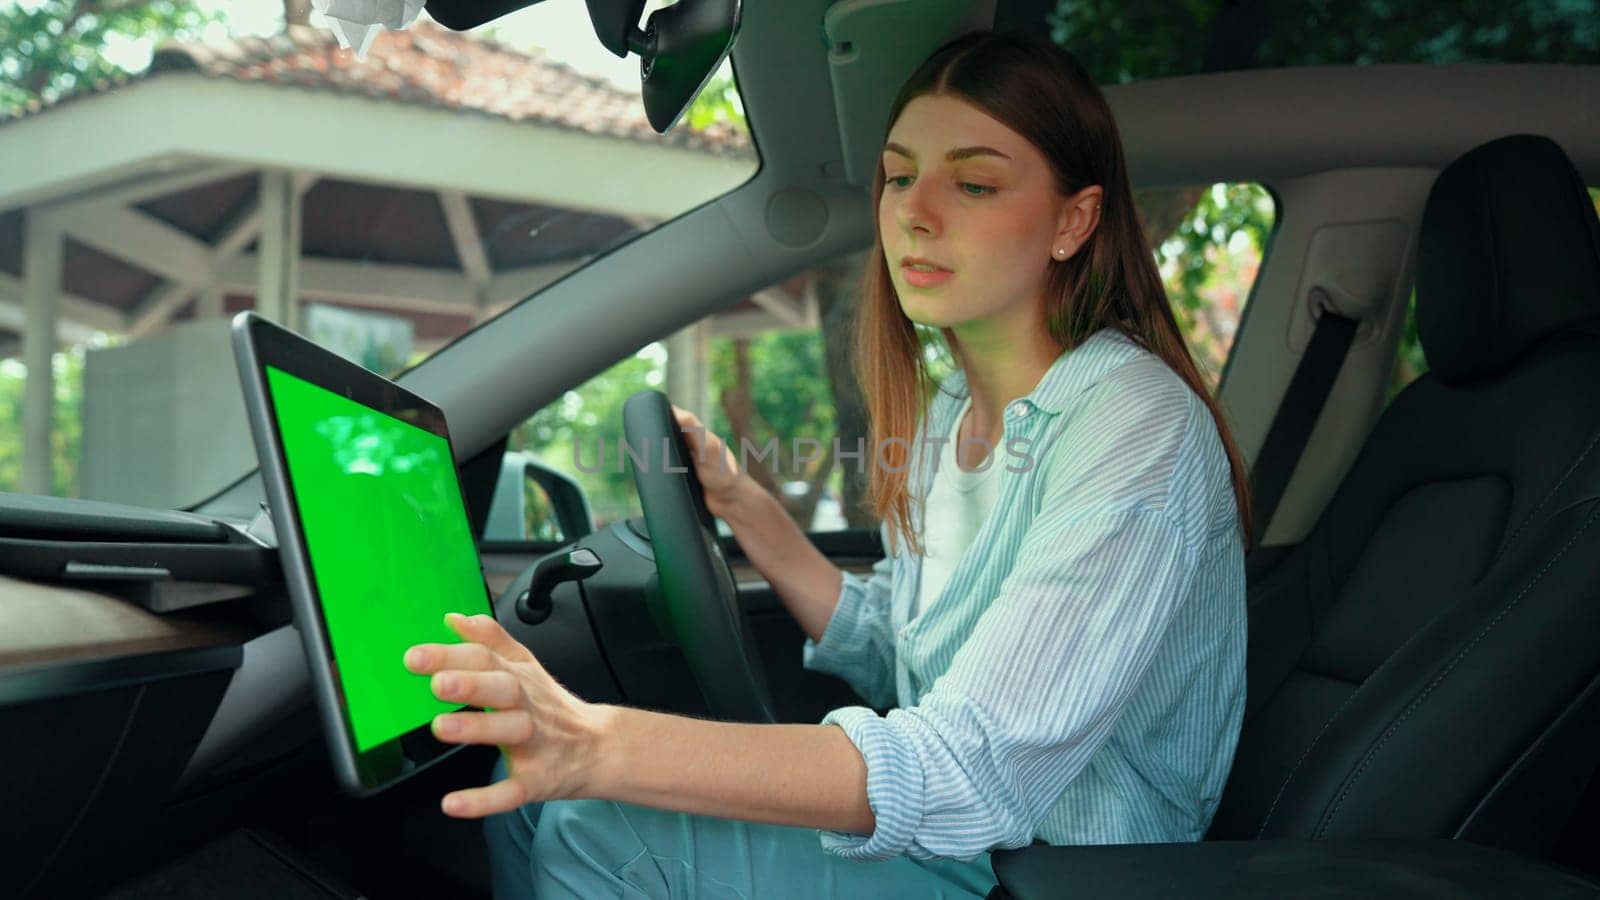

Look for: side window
[515,257,876,535]
[1139,183,1277,389]
[703,267,865,534]
[513,347,663,530]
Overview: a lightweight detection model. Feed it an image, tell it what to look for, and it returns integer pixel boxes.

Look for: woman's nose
[897,182,940,237]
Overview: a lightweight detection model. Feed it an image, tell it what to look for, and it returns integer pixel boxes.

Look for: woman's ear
[1050,185,1106,262]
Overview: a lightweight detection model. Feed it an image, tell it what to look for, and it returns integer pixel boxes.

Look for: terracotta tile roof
[5,22,754,158]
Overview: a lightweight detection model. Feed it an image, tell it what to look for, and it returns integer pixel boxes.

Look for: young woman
[403,30,1251,898]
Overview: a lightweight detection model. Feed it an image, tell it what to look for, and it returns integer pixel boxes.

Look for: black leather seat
[1207,133,1600,851]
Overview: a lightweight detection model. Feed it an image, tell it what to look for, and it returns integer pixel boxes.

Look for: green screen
[266,365,489,753]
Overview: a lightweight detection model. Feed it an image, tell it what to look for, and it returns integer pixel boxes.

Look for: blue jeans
[482,757,997,899]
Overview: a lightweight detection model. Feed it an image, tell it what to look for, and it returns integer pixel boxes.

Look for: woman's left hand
[405,612,607,818]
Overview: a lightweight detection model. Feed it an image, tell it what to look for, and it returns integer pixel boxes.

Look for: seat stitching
[1492,425,1600,566]
[1316,500,1600,837]
[1253,686,1363,837]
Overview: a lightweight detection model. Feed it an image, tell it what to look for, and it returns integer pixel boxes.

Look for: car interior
[2,0,1600,898]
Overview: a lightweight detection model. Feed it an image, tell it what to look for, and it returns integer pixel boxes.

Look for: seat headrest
[1417,134,1600,385]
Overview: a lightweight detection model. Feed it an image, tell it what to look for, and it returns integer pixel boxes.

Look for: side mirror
[483,450,596,543]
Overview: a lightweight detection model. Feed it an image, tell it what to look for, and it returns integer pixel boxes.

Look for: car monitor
[231,311,493,796]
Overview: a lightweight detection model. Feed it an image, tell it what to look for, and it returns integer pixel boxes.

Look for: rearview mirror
[424,0,742,133]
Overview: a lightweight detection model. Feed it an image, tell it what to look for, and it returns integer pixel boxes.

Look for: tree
[0,0,216,112]
[710,329,838,525]
[685,67,742,132]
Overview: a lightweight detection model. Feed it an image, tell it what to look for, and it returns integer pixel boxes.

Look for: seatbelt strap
[1250,312,1359,547]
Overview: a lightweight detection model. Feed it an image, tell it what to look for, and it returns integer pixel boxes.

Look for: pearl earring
[1053,247,1067,259]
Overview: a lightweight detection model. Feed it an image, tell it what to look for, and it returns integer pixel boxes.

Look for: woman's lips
[901,266,955,288]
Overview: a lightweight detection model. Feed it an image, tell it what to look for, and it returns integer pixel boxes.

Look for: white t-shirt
[913,395,1003,620]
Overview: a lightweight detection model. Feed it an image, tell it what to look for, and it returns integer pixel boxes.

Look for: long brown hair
[855,31,1254,556]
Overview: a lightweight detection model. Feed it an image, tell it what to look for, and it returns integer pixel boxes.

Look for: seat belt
[1249,311,1359,548]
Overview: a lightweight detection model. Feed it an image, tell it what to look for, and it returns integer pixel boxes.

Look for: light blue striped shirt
[802,326,1247,862]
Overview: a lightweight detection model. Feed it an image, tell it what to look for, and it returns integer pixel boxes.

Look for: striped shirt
[801,326,1248,862]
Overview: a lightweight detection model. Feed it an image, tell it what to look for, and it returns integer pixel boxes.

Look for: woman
[403,30,1251,898]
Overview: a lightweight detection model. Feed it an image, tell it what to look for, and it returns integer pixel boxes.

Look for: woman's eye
[960,182,997,197]
[886,175,914,188]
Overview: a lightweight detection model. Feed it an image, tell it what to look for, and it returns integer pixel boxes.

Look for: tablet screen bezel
[232,311,492,796]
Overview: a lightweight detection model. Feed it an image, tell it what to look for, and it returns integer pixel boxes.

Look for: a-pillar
[257,170,302,329]
[665,319,709,422]
[21,212,63,495]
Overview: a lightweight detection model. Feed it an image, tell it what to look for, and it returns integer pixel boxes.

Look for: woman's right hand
[671,404,747,520]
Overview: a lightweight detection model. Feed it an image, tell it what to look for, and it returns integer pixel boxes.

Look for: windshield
[0,0,755,509]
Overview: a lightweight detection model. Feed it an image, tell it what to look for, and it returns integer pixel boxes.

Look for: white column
[665,319,709,421]
[196,282,225,319]
[257,171,302,329]
[21,212,63,495]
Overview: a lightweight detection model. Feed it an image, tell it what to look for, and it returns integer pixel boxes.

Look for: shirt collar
[934,327,1147,415]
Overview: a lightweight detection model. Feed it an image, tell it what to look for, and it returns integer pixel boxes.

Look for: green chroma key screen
[265,364,489,753]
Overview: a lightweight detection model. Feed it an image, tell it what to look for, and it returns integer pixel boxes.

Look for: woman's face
[878,93,1077,340]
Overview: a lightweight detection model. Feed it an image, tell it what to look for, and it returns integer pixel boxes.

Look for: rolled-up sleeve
[819,507,1198,860]
[801,522,898,710]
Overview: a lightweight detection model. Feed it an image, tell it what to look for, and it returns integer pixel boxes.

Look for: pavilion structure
[0,23,814,496]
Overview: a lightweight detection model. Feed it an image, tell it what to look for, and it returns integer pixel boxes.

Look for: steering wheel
[622,389,776,723]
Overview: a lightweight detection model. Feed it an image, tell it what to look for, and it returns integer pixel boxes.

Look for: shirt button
[1009,402,1029,418]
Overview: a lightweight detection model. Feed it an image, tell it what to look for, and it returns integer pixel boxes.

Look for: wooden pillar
[21,212,63,495]
[258,171,302,330]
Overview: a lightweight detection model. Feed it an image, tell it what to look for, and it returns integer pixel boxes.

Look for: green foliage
[1254,1,1600,68]
[0,346,91,496]
[684,67,745,133]
[1050,0,1600,85]
[1160,184,1274,305]
[0,0,218,113]
[1152,183,1275,384]
[705,329,834,454]
[1388,288,1427,404]
[1049,0,1220,83]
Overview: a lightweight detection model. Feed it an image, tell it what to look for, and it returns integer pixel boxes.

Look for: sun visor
[823,0,998,186]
